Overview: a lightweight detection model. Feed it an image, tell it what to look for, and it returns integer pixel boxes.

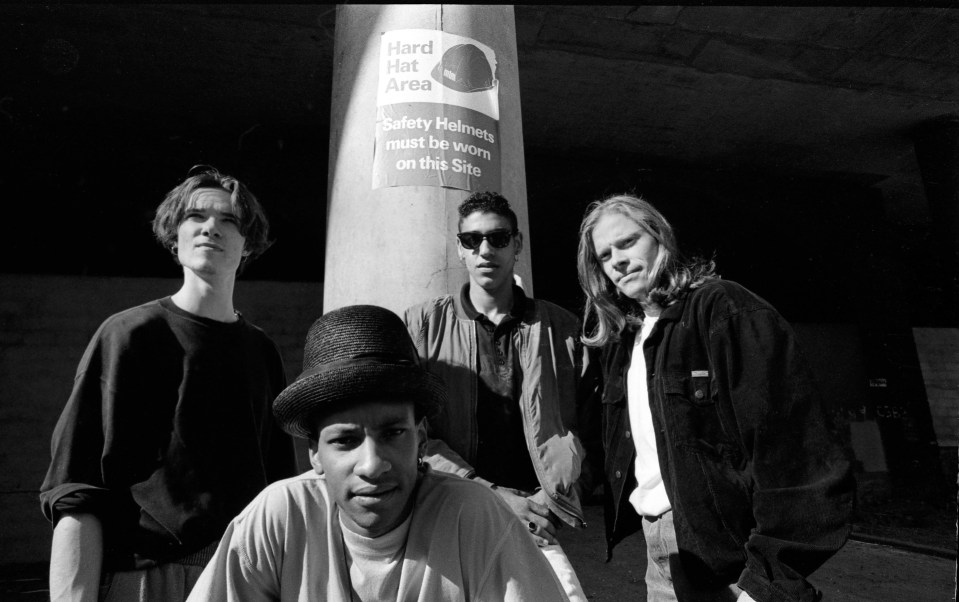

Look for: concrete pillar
[324,5,531,315]
[912,114,959,323]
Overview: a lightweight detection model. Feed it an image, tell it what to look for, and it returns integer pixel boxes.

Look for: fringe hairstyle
[576,194,717,347]
[152,165,272,274]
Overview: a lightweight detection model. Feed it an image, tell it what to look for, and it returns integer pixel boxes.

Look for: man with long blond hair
[577,193,854,602]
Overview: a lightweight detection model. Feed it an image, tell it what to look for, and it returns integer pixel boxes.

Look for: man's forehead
[597,212,643,235]
[188,187,236,211]
[316,399,416,430]
[461,210,511,229]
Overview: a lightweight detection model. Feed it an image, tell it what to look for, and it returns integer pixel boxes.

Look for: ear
[513,231,524,256]
[415,418,428,457]
[308,439,324,476]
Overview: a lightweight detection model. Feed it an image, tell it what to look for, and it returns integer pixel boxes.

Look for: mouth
[617,268,644,285]
[196,242,222,251]
[476,263,499,270]
[350,485,397,505]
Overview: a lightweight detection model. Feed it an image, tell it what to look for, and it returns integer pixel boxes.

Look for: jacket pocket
[663,372,734,460]
[687,450,753,550]
[664,373,712,406]
[600,374,632,476]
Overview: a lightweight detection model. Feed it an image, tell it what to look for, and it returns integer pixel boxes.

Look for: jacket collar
[454,282,530,323]
[611,289,691,357]
[656,290,689,324]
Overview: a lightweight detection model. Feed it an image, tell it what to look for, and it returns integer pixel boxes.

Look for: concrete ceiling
[516,6,958,183]
[4,4,957,183]
[2,4,958,309]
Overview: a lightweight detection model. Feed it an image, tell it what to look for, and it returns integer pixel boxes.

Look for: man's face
[309,400,426,538]
[176,188,248,277]
[592,211,660,303]
[457,211,523,294]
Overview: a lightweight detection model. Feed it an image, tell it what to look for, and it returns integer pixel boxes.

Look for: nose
[477,238,496,257]
[201,216,221,238]
[610,248,629,272]
[354,439,391,479]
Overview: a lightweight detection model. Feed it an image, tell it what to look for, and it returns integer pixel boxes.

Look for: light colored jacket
[403,291,593,527]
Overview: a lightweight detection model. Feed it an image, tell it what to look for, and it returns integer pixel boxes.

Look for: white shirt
[186,470,568,601]
[341,512,412,601]
[626,316,671,517]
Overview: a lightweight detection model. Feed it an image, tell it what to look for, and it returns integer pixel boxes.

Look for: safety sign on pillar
[373,30,501,192]
[324,5,530,315]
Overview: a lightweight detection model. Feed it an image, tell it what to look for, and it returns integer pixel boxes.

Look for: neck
[172,269,238,322]
[468,279,514,324]
[640,300,662,318]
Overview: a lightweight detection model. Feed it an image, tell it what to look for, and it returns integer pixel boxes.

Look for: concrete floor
[561,504,957,601]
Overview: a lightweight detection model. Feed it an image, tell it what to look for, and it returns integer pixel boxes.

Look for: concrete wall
[913,327,959,483]
[913,327,959,448]
[0,274,322,568]
[793,323,886,472]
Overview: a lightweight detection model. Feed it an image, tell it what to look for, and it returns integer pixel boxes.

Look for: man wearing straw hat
[187,304,568,601]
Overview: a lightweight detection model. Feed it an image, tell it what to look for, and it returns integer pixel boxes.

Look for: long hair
[576,194,717,347]
[152,165,272,273]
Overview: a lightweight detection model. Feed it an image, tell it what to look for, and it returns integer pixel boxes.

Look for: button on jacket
[404,287,596,528]
[600,280,854,602]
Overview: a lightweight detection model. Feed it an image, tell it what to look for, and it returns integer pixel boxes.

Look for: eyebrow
[184,205,239,219]
[324,415,411,432]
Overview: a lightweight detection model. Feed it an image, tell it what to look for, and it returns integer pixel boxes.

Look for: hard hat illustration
[431,43,495,93]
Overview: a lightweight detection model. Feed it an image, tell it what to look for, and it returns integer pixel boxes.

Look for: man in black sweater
[40,166,297,601]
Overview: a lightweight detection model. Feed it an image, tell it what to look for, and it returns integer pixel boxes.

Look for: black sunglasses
[456,229,516,250]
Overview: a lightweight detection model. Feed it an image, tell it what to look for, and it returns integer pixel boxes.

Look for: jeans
[99,542,216,602]
[542,543,587,602]
[643,510,743,602]
[99,563,206,602]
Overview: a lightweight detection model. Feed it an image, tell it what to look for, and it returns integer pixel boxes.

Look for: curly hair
[576,194,718,347]
[152,165,272,274]
[457,191,519,233]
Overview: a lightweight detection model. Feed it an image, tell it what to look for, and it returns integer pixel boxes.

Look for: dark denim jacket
[599,280,854,602]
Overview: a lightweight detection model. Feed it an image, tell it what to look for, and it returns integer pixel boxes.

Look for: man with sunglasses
[40,166,297,601]
[403,191,596,601]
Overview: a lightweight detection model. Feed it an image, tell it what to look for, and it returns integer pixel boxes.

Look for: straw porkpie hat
[272,305,446,439]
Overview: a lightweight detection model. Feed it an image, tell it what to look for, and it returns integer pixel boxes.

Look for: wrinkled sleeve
[711,306,855,602]
[402,304,477,479]
[41,320,173,525]
[264,343,300,481]
[186,519,278,602]
[574,340,604,501]
[473,505,570,601]
[421,436,476,478]
[40,334,112,523]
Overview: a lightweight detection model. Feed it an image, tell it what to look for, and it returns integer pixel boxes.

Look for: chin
[360,516,397,537]
[478,276,508,290]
